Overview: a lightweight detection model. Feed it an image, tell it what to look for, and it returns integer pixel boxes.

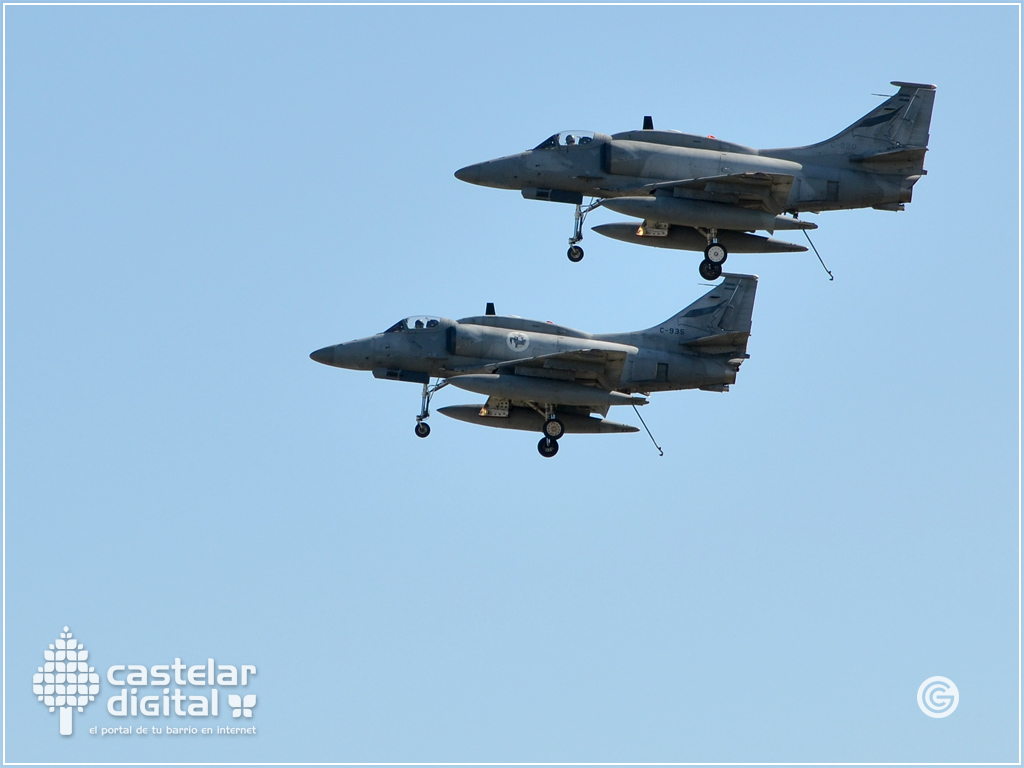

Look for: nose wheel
[567,245,584,262]
[414,422,431,438]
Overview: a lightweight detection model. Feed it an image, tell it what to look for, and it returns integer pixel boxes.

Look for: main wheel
[414,422,430,438]
[698,259,722,281]
[543,418,565,440]
[537,437,559,458]
[567,245,584,263]
[704,242,727,264]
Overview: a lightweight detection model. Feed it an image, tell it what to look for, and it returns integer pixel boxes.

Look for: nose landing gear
[566,199,603,263]
[414,379,448,438]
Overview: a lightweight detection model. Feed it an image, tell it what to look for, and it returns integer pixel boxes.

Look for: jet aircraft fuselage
[455,81,935,279]
[315,313,739,394]
[458,131,917,213]
[311,274,759,457]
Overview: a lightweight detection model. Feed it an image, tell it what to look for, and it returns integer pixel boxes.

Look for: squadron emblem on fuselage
[506,332,530,352]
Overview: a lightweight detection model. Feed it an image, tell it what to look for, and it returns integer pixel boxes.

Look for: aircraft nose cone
[309,345,335,366]
[454,163,483,185]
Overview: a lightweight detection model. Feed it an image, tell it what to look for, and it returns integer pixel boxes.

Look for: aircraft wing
[601,172,796,215]
[450,348,630,392]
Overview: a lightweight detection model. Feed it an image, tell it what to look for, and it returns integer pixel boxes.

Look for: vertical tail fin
[780,82,936,171]
[843,81,936,149]
[646,273,758,344]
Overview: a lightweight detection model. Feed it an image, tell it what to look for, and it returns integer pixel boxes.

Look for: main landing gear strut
[698,228,727,280]
[537,408,565,458]
[566,199,603,263]
[414,379,448,438]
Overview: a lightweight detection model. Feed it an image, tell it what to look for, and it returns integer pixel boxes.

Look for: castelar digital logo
[33,625,260,739]
[33,626,100,736]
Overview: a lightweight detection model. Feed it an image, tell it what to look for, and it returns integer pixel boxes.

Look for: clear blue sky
[5,4,1019,763]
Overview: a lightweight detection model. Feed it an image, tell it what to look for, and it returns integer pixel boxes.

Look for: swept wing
[450,347,631,393]
[599,171,796,215]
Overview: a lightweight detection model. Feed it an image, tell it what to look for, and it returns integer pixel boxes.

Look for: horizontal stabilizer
[850,146,928,174]
[680,331,750,350]
[851,147,927,164]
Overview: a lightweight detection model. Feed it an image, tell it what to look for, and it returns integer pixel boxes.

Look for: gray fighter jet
[310,273,757,457]
[455,81,935,279]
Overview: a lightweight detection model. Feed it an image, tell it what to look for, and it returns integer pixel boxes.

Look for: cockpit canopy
[534,130,598,150]
[383,315,442,333]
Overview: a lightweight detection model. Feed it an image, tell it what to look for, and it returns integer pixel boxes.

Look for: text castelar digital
[106,659,256,717]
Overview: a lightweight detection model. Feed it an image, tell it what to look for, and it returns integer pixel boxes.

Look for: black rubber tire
[543,418,565,440]
[567,246,584,263]
[537,437,559,458]
[704,242,727,264]
[414,422,430,438]
[699,259,722,281]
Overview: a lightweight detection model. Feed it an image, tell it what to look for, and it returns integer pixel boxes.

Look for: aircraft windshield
[533,131,597,150]
[383,316,442,333]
